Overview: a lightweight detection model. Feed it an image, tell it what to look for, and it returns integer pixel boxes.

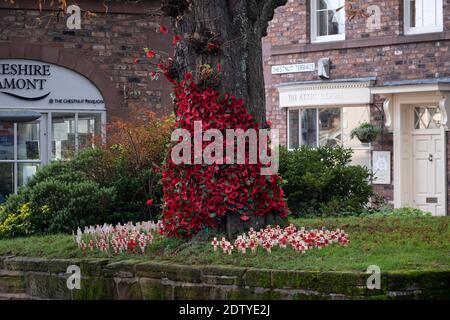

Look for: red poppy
[133,58,140,64]
[159,24,168,34]
[146,50,156,59]
[207,42,218,52]
[172,35,182,46]
[127,239,137,251]
[184,72,193,81]
[146,199,154,206]
[240,215,250,221]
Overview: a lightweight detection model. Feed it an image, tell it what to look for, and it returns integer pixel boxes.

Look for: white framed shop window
[287,106,371,168]
[311,0,346,43]
[404,0,443,35]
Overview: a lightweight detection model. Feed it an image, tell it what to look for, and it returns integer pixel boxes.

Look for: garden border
[0,256,449,300]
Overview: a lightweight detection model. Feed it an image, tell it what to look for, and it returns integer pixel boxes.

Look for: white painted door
[412,133,445,216]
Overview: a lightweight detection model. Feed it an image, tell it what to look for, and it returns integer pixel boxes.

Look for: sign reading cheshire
[0,59,105,110]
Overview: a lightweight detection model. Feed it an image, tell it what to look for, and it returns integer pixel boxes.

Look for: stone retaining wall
[0,256,448,300]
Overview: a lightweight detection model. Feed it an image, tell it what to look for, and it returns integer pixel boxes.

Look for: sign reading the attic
[271,63,316,75]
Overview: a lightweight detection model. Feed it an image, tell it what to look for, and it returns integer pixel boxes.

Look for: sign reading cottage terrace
[0,59,105,110]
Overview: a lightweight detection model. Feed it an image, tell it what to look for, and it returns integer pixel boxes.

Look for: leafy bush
[0,203,32,238]
[0,109,173,238]
[0,160,116,235]
[101,108,174,221]
[279,146,374,217]
[27,178,115,234]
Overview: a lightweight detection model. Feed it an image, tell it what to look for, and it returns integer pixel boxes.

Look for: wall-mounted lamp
[318,58,331,79]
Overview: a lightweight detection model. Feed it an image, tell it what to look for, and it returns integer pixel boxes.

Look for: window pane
[409,0,416,28]
[289,110,300,149]
[18,163,39,188]
[343,106,371,148]
[0,123,14,160]
[318,0,341,10]
[327,10,342,35]
[409,0,442,29]
[317,10,328,36]
[319,108,341,147]
[0,163,13,203]
[414,106,441,129]
[301,109,318,147]
[315,0,344,37]
[423,0,437,27]
[52,113,76,161]
[318,0,328,10]
[78,113,102,149]
[17,121,40,160]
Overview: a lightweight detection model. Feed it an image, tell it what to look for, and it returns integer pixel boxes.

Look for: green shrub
[279,145,374,217]
[26,178,115,234]
[0,203,32,238]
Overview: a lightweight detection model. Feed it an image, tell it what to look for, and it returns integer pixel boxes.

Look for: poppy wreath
[159,71,288,238]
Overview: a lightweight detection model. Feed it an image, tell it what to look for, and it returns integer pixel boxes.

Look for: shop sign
[0,59,105,110]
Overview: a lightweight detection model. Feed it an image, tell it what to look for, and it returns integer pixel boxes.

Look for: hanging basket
[350,123,382,144]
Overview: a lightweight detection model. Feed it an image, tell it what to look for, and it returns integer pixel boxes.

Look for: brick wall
[1,256,449,300]
[0,0,173,119]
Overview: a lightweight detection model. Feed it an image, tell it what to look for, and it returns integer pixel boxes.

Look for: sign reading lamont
[0,59,105,109]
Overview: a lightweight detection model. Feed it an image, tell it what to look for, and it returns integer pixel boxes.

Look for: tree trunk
[169,0,286,124]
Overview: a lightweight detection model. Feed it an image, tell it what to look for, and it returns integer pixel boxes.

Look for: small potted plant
[350,122,382,143]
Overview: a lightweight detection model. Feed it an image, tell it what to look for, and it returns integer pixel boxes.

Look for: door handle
[428,154,434,162]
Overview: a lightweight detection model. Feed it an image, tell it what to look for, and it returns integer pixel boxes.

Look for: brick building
[0,0,171,200]
[264,0,450,216]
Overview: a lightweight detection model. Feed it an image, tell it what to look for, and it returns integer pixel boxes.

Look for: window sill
[404,28,444,36]
[311,36,346,44]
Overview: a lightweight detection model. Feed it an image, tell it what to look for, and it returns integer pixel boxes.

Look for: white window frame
[404,0,443,35]
[311,0,346,43]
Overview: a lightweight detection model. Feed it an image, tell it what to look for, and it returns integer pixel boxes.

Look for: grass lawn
[0,216,448,272]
